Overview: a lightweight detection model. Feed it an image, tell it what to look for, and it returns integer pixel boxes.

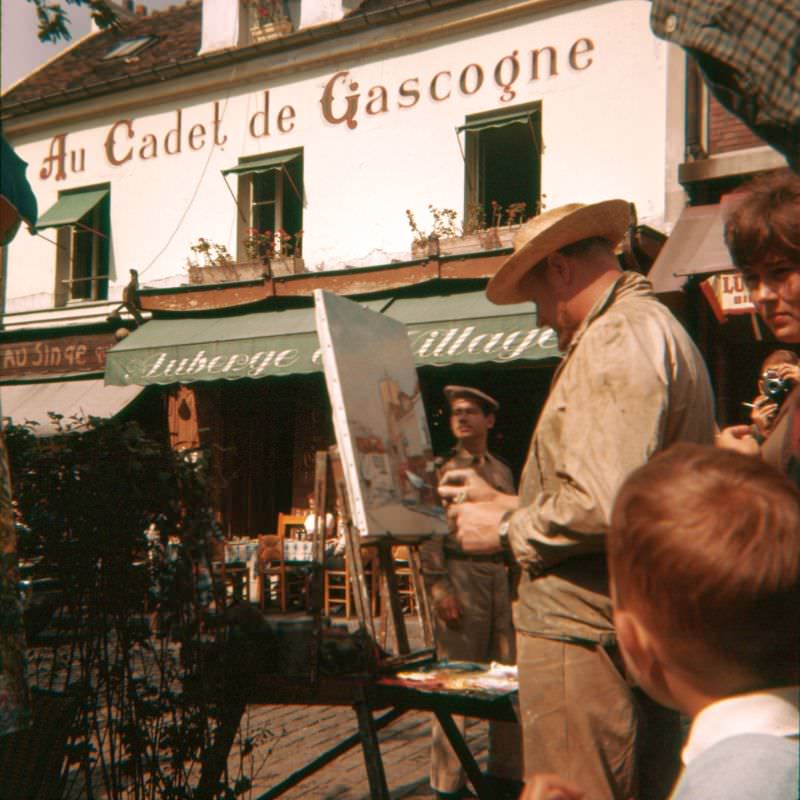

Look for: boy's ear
[615,609,678,710]
[615,609,649,675]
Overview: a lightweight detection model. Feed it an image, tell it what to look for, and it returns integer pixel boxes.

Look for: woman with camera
[716,169,800,486]
[750,351,800,441]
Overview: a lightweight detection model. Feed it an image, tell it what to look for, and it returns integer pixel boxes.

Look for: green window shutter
[36,188,109,230]
[221,152,300,177]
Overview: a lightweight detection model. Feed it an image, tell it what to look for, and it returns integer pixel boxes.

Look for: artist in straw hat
[438,201,716,799]
[420,385,521,799]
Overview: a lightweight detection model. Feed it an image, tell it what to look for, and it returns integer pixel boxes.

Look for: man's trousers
[517,633,681,800]
[430,558,522,793]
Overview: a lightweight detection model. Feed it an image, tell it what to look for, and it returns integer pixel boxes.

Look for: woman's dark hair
[725,169,800,268]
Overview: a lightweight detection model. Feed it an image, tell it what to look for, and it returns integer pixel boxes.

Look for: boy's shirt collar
[683,686,800,765]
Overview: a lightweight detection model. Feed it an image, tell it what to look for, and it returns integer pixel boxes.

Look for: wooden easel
[200,449,511,800]
[313,447,434,658]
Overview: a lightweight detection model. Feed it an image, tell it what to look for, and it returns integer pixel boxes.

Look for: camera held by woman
[749,351,800,440]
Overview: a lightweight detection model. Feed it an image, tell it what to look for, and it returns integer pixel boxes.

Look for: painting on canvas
[314,290,448,542]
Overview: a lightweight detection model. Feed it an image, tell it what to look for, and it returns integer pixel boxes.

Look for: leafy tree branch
[28,0,119,43]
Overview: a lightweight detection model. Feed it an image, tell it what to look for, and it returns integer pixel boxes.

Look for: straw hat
[443,385,499,413]
[486,200,631,304]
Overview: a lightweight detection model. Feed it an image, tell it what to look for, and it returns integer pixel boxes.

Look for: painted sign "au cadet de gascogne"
[39,37,595,181]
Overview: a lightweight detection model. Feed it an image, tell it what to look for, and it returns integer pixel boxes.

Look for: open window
[246,0,293,43]
[458,102,542,229]
[223,149,303,262]
[36,185,110,305]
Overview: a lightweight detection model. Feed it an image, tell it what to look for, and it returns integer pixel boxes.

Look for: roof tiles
[2,2,202,108]
[2,0,457,113]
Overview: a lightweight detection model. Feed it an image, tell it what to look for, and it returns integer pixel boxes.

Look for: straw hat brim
[487,199,631,304]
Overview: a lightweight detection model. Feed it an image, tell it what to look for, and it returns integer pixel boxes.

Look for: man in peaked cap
[421,385,521,799]
[439,202,716,799]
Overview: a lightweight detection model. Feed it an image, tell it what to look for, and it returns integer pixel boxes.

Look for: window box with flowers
[244,0,292,44]
[406,201,529,259]
[185,238,258,285]
[184,233,304,284]
[241,227,305,276]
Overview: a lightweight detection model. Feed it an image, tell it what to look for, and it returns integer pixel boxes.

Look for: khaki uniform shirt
[420,444,515,603]
[509,271,716,643]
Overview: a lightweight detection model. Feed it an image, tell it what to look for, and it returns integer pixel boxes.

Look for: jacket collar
[682,686,800,765]
[556,271,654,367]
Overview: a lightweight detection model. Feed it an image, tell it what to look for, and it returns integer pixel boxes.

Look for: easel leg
[378,543,410,655]
[310,451,332,685]
[406,545,434,648]
[343,518,374,633]
[434,709,489,800]
[353,687,391,800]
[379,588,390,651]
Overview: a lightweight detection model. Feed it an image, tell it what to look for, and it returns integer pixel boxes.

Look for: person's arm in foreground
[716,425,761,456]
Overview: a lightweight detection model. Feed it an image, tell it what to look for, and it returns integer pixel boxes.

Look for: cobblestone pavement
[233,615,491,800]
[239,703,489,799]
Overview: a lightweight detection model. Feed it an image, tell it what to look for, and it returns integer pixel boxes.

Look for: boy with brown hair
[523,443,799,800]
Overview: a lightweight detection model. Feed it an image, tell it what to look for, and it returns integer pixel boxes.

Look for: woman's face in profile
[742,259,800,343]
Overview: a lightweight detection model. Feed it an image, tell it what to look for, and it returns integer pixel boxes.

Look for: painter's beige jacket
[509,271,716,643]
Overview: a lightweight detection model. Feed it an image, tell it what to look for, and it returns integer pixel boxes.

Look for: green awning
[105,300,385,386]
[222,152,300,177]
[36,188,108,230]
[1,134,38,244]
[105,291,559,387]
[384,292,557,368]
[456,109,537,134]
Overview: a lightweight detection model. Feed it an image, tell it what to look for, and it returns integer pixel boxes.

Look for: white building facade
[2,0,678,320]
[1,0,687,527]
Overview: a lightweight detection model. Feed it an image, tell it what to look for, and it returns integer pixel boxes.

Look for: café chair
[258,534,284,611]
[392,545,418,615]
[323,555,352,619]
[323,544,379,620]
[257,532,307,612]
[210,539,250,605]
[377,545,424,651]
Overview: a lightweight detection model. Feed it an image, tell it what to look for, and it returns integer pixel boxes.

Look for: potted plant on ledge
[406,201,531,259]
[242,227,305,277]
[185,229,305,284]
[186,238,248,285]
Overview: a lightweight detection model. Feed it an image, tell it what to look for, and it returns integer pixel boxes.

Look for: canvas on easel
[314,290,448,544]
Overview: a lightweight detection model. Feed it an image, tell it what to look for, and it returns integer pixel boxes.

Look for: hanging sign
[1,332,118,380]
[700,271,754,323]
